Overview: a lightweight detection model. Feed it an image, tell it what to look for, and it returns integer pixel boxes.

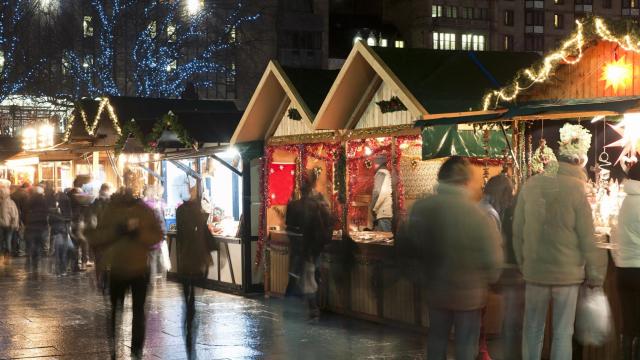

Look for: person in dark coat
[24,186,49,273]
[176,186,212,358]
[67,176,94,271]
[285,170,334,320]
[92,188,161,359]
[86,183,112,290]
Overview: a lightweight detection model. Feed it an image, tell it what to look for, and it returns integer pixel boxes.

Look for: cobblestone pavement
[0,258,427,359]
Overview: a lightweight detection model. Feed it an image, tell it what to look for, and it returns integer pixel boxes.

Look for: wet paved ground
[0,258,427,359]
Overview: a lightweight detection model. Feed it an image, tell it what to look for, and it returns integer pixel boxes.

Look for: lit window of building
[379,38,388,47]
[0,51,4,71]
[167,23,177,42]
[554,14,563,29]
[432,5,443,18]
[83,16,93,38]
[433,32,456,50]
[395,40,405,48]
[83,55,93,68]
[148,21,157,38]
[445,6,457,18]
[504,35,514,51]
[461,34,486,51]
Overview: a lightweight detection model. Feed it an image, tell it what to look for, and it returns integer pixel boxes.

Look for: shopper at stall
[369,154,393,232]
[93,188,162,359]
[0,180,19,263]
[50,190,72,276]
[406,156,503,360]
[513,124,606,360]
[285,170,334,320]
[24,186,49,273]
[612,162,640,359]
[480,174,517,360]
[175,186,212,358]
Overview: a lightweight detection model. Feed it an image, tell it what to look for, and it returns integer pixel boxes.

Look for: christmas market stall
[230,61,340,296]
[419,17,640,358]
[311,42,538,330]
[94,97,254,293]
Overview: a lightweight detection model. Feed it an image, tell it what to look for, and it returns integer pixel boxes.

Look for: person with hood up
[513,123,607,360]
[0,180,19,262]
[406,156,503,360]
[93,188,162,359]
[612,162,640,359]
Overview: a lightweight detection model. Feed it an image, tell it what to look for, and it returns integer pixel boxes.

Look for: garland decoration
[114,120,145,155]
[376,96,408,114]
[115,113,196,154]
[287,108,302,121]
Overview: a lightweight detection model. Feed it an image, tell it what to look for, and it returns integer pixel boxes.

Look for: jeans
[182,277,200,357]
[52,233,70,275]
[427,307,482,360]
[374,218,392,232]
[502,283,525,360]
[0,227,13,255]
[25,228,47,272]
[523,283,579,360]
[109,273,149,358]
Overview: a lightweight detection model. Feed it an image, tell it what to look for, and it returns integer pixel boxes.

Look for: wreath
[531,139,558,175]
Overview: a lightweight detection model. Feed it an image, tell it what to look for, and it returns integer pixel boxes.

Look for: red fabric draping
[268,163,296,206]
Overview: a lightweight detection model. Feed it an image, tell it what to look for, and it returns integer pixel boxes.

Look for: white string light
[62,97,122,142]
[483,18,639,110]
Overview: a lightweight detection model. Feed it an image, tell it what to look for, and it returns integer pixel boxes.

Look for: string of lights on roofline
[482,17,640,111]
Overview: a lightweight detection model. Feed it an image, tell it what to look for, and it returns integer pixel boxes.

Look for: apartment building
[380,0,636,53]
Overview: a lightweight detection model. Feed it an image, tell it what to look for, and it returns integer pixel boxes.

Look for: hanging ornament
[482,128,490,184]
[527,133,533,178]
[364,159,372,169]
[531,139,558,175]
[411,159,419,169]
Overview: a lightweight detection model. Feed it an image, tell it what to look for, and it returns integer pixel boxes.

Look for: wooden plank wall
[524,41,640,101]
[355,81,421,129]
[273,106,317,137]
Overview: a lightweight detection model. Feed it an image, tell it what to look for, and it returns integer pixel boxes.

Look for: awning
[415,96,640,127]
[5,152,39,167]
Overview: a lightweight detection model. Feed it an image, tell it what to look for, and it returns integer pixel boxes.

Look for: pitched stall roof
[70,96,241,145]
[230,61,339,144]
[314,42,539,130]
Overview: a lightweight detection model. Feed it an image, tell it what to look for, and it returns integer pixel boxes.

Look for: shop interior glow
[22,124,54,150]
[602,56,632,92]
[483,18,640,110]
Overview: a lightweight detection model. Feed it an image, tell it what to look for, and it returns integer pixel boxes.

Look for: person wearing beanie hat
[369,154,393,232]
[514,123,606,360]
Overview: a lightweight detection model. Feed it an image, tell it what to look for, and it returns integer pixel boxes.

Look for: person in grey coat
[406,156,503,360]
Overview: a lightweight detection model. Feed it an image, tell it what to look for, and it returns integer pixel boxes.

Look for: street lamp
[186,0,203,16]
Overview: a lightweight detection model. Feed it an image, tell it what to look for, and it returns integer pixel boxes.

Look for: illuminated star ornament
[605,113,640,171]
[602,56,632,92]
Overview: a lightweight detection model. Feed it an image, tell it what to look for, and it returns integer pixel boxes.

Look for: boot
[621,335,633,360]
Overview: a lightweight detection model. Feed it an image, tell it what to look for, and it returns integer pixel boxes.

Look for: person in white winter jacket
[0,182,19,259]
[613,163,640,359]
[369,155,393,232]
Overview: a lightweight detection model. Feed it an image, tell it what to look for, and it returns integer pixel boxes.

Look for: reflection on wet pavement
[0,258,426,359]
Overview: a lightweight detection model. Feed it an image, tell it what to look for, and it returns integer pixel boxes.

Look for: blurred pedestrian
[67,176,94,271]
[406,156,503,360]
[176,186,212,358]
[93,188,161,359]
[479,174,518,360]
[285,170,334,320]
[87,183,112,291]
[612,162,640,359]
[24,186,49,273]
[49,190,72,276]
[42,181,57,255]
[513,145,606,359]
[10,182,29,256]
[143,184,167,284]
[0,180,19,263]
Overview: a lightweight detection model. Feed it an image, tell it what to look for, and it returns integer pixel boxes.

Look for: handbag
[160,240,171,272]
[575,286,612,346]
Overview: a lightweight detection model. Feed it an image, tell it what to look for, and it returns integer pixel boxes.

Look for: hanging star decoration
[602,56,632,92]
[605,113,640,170]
